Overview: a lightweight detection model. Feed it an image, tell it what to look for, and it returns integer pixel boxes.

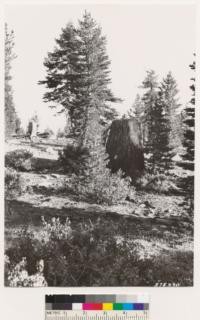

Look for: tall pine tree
[40,12,130,204]
[40,13,118,142]
[159,72,181,151]
[77,11,115,146]
[141,70,159,172]
[5,24,18,139]
[154,90,174,172]
[178,58,195,195]
[39,22,82,137]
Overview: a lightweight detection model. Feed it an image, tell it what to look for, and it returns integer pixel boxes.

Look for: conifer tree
[40,13,118,141]
[159,72,181,150]
[41,12,130,203]
[153,91,174,172]
[39,22,81,137]
[179,58,195,195]
[141,70,159,172]
[127,94,144,119]
[126,94,145,144]
[77,11,119,146]
[5,24,18,139]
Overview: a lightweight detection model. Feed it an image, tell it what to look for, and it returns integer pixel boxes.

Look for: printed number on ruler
[45,310,149,320]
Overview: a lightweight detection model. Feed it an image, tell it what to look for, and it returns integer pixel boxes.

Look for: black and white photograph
[4,2,195,287]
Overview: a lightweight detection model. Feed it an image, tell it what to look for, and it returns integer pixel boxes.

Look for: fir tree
[39,22,81,137]
[154,91,174,172]
[159,72,181,150]
[74,118,131,205]
[178,58,195,195]
[5,24,18,139]
[40,13,119,141]
[127,94,144,119]
[141,70,175,173]
[77,11,119,146]
[141,70,158,172]
[41,12,129,203]
[126,94,145,144]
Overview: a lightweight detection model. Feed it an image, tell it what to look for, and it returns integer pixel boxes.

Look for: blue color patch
[122,303,134,310]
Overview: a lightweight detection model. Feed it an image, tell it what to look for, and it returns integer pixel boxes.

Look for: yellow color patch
[103,303,113,310]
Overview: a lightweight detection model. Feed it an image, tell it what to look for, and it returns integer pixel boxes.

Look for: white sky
[5,3,196,132]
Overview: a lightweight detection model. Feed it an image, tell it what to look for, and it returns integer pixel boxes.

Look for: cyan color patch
[122,303,134,310]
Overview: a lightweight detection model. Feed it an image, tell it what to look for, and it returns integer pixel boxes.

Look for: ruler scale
[46,311,149,320]
[45,295,149,320]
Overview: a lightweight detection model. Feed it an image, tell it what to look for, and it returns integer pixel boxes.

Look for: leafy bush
[137,173,180,194]
[76,169,133,205]
[5,168,26,199]
[39,216,72,242]
[58,144,89,174]
[5,149,33,171]
[5,256,47,287]
[5,217,193,287]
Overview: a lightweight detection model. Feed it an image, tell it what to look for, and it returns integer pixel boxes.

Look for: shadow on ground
[5,199,193,238]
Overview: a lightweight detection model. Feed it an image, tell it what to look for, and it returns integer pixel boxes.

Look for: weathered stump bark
[106,118,144,180]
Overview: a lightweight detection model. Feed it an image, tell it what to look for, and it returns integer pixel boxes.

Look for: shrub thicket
[137,173,180,194]
[5,168,26,199]
[73,169,133,205]
[59,137,133,205]
[5,256,47,287]
[5,149,33,172]
[5,217,193,287]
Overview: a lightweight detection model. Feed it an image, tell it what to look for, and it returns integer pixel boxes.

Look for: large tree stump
[106,118,144,180]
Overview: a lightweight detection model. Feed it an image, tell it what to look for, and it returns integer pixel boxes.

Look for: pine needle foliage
[178,58,195,196]
[159,72,181,150]
[141,70,175,174]
[40,12,119,141]
[72,119,132,205]
[5,24,19,139]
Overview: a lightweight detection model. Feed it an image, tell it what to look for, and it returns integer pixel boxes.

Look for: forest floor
[5,138,193,286]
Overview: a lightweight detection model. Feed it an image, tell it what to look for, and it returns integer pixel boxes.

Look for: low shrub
[5,149,33,172]
[39,216,73,242]
[137,173,180,194]
[58,144,89,174]
[59,141,133,205]
[5,256,47,287]
[5,168,26,199]
[5,217,193,287]
[147,250,193,287]
[72,169,133,205]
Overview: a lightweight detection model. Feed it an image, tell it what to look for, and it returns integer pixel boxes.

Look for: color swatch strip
[46,295,149,311]
[82,303,148,311]
[46,302,149,311]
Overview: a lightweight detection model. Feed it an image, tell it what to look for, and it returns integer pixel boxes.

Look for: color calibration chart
[45,294,149,320]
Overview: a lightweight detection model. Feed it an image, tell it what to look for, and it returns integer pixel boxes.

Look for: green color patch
[113,303,123,310]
